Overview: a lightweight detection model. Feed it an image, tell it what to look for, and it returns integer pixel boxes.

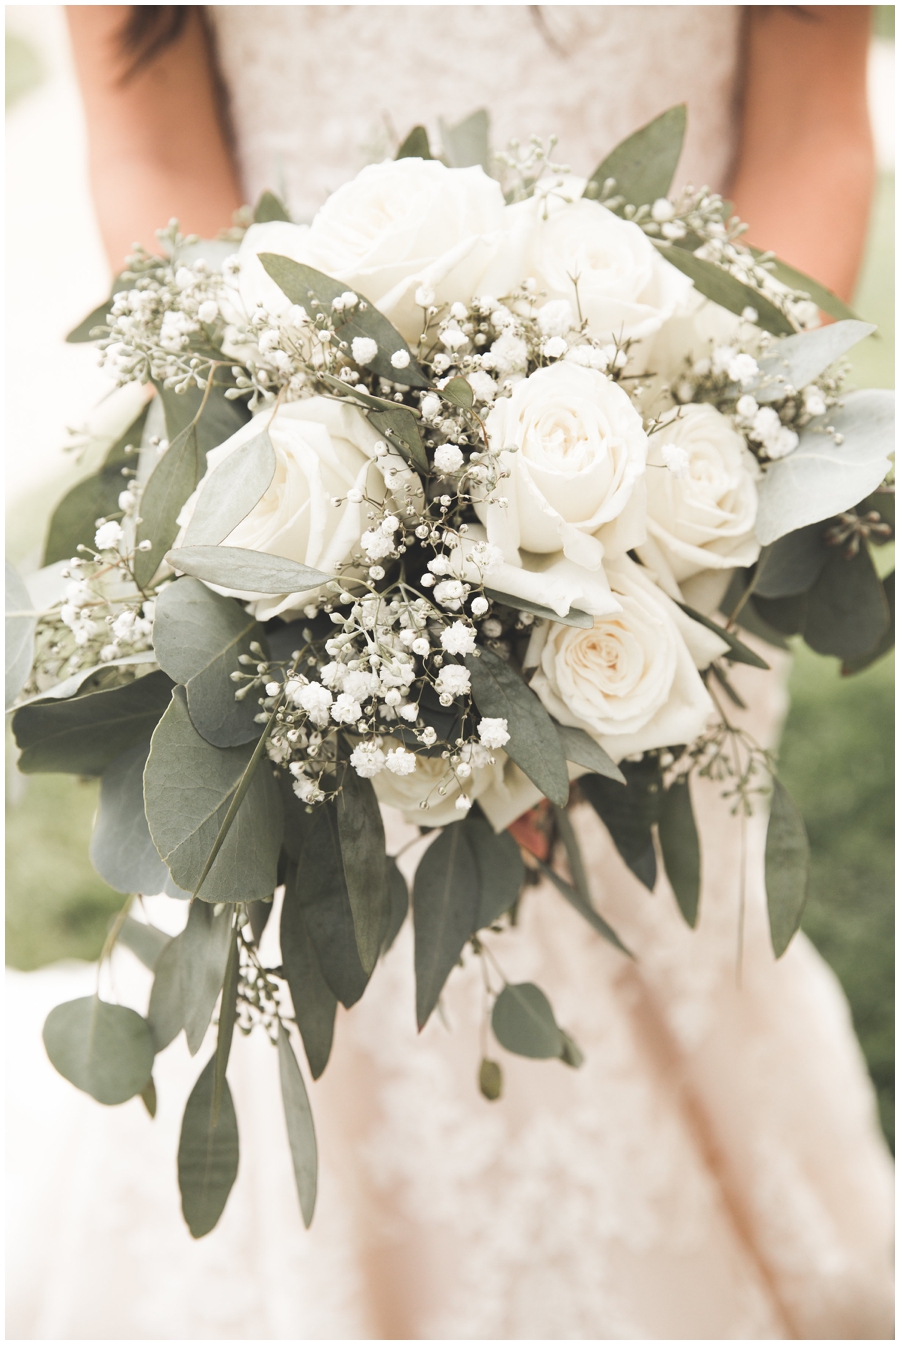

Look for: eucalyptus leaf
[134,421,203,588]
[765,778,810,958]
[277,1024,318,1228]
[336,771,388,973]
[293,803,371,1008]
[254,190,291,223]
[90,741,191,898]
[396,124,433,159]
[465,648,570,807]
[842,571,894,675]
[413,823,480,1029]
[754,523,831,599]
[13,670,174,776]
[153,577,265,747]
[751,321,875,404]
[751,592,807,637]
[281,887,337,1079]
[749,248,860,323]
[656,245,795,337]
[677,603,769,669]
[182,431,276,547]
[491,983,562,1059]
[554,722,625,782]
[802,545,890,661]
[382,857,410,953]
[144,686,283,903]
[559,1030,585,1069]
[212,929,240,1122]
[755,390,895,545]
[440,377,474,408]
[584,104,686,207]
[465,814,525,930]
[6,561,36,709]
[66,299,114,344]
[180,900,233,1056]
[140,1078,157,1118]
[550,805,592,908]
[483,588,593,629]
[43,996,154,1105]
[657,777,701,928]
[478,1057,503,1101]
[537,860,633,957]
[579,758,661,890]
[166,545,333,595]
[117,914,171,971]
[317,371,415,416]
[13,651,159,710]
[367,405,430,475]
[156,379,250,458]
[178,1055,239,1239]
[147,936,184,1052]
[439,108,490,171]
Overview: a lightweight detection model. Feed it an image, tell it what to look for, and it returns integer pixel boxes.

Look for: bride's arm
[66,6,242,272]
[729,5,874,301]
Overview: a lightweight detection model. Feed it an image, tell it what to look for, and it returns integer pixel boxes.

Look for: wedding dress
[6,7,893,1340]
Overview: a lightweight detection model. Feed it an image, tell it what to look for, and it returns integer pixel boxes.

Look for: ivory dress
[7,7,893,1340]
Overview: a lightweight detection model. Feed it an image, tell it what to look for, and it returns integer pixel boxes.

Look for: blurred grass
[5,29,42,110]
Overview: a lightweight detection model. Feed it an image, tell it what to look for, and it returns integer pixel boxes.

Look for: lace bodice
[208,5,743,219]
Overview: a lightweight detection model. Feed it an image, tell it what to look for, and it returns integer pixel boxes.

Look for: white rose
[528,556,728,763]
[642,404,760,583]
[478,361,648,582]
[177,399,386,620]
[644,288,762,398]
[230,220,313,320]
[372,746,507,827]
[477,193,692,345]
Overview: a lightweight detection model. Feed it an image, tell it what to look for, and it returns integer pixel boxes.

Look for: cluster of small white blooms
[734,397,799,460]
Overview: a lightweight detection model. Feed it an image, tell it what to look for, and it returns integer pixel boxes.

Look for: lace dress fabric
[6,7,893,1339]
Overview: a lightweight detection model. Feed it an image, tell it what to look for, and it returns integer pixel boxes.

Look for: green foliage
[579,758,662,890]
[478,1057,503,1101]
[396,125,433,160]
[752,321,875,405]
[291,803,371,1008]
[167,544,332,595]
[147,936,184,1052]
[466,647,570,806]
[491,982,563,1059]
[537,857,632,956]
[367,405,430,474]
[440,376,475,408]
[749,250,860,324]
[679,603,769,668]
[381,858,410,954]
[413,823,480,1028]
[659,244,795,337]
[6,561,35,709]
[213,930,240,1121]
[585,104,686,207]
[755,524,831,599]
[117,915,170,971]
[182,430,276,547]
[483,588,592,629]
[280,884,337,1079]
[466,815,525,930]
[657,777,701,928]
[765,778,811,957]
[439,109,490,172]
[180,901,233,1054]
[254,190,291,223]
[277,1024,318,1228]
[90,741,189,897]
[43,996,154,1105]
[335,771,388,972]
[554,722,625,781]
[178,1056,239,1239]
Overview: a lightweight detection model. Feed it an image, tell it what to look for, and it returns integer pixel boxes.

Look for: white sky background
[4,6,896,534]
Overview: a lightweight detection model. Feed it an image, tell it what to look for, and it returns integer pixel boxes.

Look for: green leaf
[181,900,234,1056]
[367,405,430,475]
[719,572,790,650]
[765,778,810,957]
[749,248,860,323]
[754,524,831,599]
[440,376,474,408]
[537,857,633,957]
[381,857,410,954]
[413,823,480,1029]
[134,422,203,588]
[751,321,875,405]
[140,1077,157,1117]
[677,602,770,669]
[292,803,371,1008]
[550,805,591,906]
[478,1057,503,1101]
[585,104,686,206]
[66,299,114,344]
[559,1030,585,1069]
[579,758,662,890]
[12,670,174,775]
[277,1024,318,1228]
[483,587,593,629]
[117,914,171,970]
[254,189,291,223]
[153,577,264,747]
[317,371,418,416]
[90,740,190,897]
[156,379,250,460]
[6,561,36,709]
[280,884,337,1079]
[258,253,428,388]
[491,983,562,1059]
[336,771,388,974]
[755,390,895,546]
[144,686,283,903]
[178,1055,239,1239]
[801,544,890,662]
[842,571,894,675]
[439,109,490,171]
[147,935,184,1052]
[554,722,625,782]
[43,406,149,565]
[657,777,701,928]
[464,814,525,930]
[465,647,570,807]
[182,430,276,548]
[166,544,333,595]
[212,927,240,1122]
[43,996,154,1104]
[396,124,433,160]
[751,592,806,637]
[656,244,795,337]
[14,652,160,711]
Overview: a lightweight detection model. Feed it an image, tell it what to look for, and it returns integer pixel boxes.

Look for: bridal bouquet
[7,108,893,1238]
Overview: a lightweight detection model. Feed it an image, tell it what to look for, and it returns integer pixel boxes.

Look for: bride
[10,5,891,1339]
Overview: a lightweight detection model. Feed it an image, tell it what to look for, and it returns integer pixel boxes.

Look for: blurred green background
[5,15,894,1146]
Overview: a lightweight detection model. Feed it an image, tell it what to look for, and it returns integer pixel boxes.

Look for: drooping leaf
[13,651,159,710]
[537,859,633,957]
[559,1030,585,1069]
[464,814,525,930]
[483,587,593,629]
[277,1024,318,1229]
[465,647,570,807]
[381,857,410,954]
[584,104,686,207]
[579,757,662,890]
[755,390,895,545]
[367,405,430,475]
[413,823,480,1029]
[247,897,273,945]
[554,722,625,782]
[182,430,276,548]
[166,544,333,595]
[478,1057,503,1101]
[677,603,770,669]
[43,996,154,1105]
[440,376,474,408]
[144,687,282,903]
[336,770,388,974]
[12,670,174,776]
[657,777,701,928]
[656,245,795,337]
[754,523,831,599]
[90,741,190,897]
[6,561,36,709]
[765,778,810,958]
[212,928,240,1122]
[491,983,562,1059]
[180,900,234,1056]
[280,886,337,1079]
[116,914,171,971]
[153,577,265,747]
[178,1055,239,1239]
[801,544,890,661]
[258,253,428,388]
[293,803,371,1009]
[842,571,894,675]
[751,320,875,404]
[439,108,490,172]
[254,189,291,223]
[749,248,860,323]
[396,124,433,160]
[550,805,592,906]
[147,935,184,1052]
[134,421,203,588]
[140,1077,157,1117]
